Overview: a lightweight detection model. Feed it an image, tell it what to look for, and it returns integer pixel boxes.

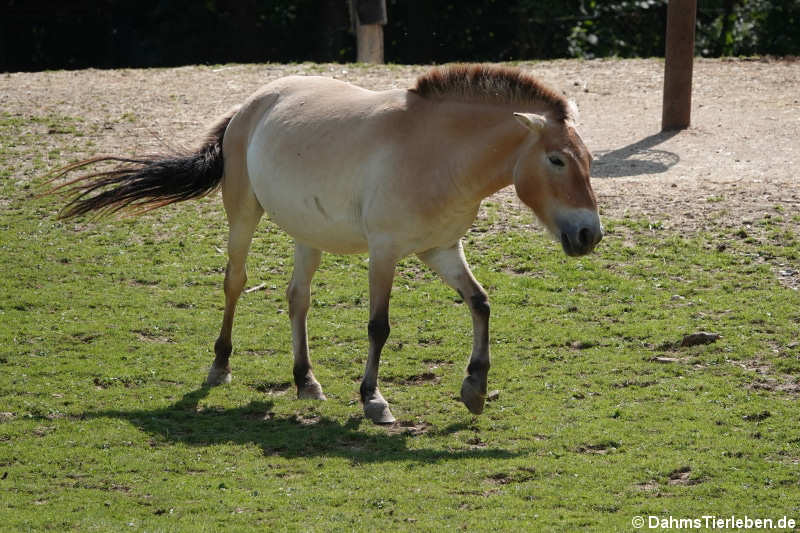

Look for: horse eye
[548,155,565,167]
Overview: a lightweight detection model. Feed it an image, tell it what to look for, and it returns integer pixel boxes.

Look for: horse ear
[513,112,547,133]
[566,99,580,124]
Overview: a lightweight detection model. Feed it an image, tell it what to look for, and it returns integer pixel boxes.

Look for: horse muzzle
[556,210,603,257]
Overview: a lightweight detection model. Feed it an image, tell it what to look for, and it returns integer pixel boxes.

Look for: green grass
[2,112,800,531]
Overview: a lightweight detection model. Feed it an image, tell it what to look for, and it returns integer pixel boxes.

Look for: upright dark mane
[412,64,570,121]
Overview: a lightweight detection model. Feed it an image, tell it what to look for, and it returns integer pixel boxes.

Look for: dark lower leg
[418,243,491,414]
[287,244,324,399]
[207,262,245,385]
[360,251,396,424]
[461,290,491,414]
[360,313,389,401]
[213,336,232,374]
[361,312,394,424]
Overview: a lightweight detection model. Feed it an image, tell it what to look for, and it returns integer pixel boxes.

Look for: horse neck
[426,100,537,204]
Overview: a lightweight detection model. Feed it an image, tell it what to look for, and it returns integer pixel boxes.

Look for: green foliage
[564,0,668,59]
[2,110,800,529]
[2,0,798,71]
[696,0,800,57]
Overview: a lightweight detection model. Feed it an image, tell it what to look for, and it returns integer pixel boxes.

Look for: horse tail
[45,108,239,219]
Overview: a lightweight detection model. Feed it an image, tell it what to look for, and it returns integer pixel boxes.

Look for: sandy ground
[2,58,799,285]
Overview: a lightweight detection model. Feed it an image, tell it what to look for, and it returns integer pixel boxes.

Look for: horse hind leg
[287,243,326,400]
[206,177,263,385]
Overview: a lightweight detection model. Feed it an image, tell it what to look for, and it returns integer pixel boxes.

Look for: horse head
[511,109,603,256]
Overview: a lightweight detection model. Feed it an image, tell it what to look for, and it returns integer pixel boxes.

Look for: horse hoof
[364,398,395,425]
[205,366,232,386]
[297,380,327,401]
[460,377,486,415]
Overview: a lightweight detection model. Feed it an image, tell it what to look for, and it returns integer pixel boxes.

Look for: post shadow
[77,385,521,464]
[591,130,681,178]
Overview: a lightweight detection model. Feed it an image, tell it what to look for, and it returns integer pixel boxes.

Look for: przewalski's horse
[48,64,602,424]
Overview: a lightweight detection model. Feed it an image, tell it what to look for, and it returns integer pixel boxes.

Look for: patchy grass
[2,113,800,531]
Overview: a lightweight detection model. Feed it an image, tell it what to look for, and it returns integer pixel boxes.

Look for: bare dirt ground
[2,58,799,285]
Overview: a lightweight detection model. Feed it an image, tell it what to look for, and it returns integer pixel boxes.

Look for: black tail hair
[44,109,238,219]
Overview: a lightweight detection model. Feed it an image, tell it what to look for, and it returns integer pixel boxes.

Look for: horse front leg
[360,249,397,424]
[287,243,325,400]
[418,242,490,415]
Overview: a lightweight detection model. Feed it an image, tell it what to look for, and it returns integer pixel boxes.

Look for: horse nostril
[578,227,591,248]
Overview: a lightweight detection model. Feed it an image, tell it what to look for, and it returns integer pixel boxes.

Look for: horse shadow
[83,385,520,464]
[592,130,680,178]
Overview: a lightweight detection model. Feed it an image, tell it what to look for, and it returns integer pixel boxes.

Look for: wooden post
[662,0,697,130]
[350,0,387,64]
[356,24,384,63]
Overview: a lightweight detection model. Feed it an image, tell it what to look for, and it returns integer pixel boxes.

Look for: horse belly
[266,196,367,254]
[247,153,368,254]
